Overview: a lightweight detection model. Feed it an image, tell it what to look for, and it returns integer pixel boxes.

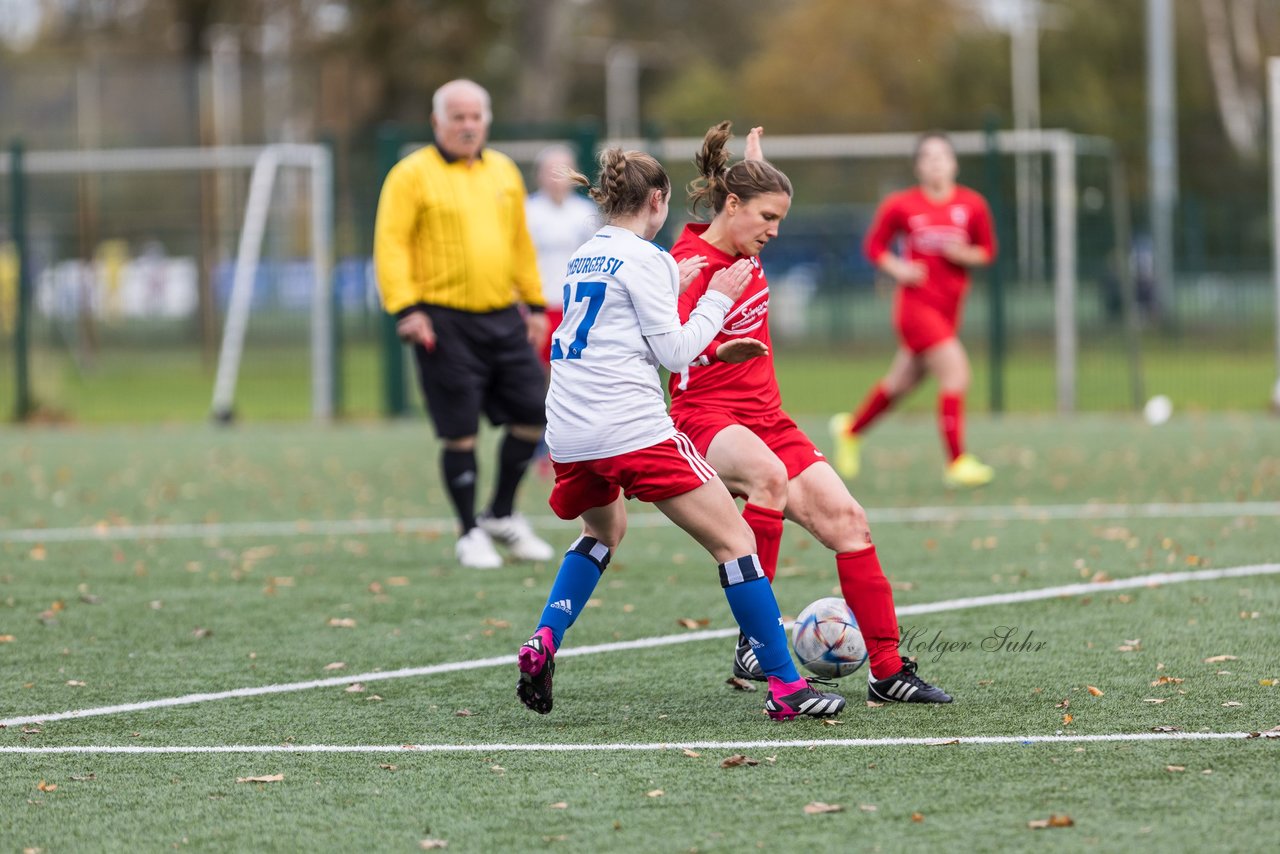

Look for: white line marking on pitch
[3,562,1277,730]
[2,500,1278,543]
[1,732,1277,756]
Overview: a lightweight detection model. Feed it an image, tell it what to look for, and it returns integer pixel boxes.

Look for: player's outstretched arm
[744,126,765,162]
[715,338,769,363]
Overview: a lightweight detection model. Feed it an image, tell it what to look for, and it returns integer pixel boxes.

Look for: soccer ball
[791,597,868,679]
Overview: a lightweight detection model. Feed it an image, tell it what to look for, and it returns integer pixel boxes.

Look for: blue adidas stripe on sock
[719,554,800,682]
[536,535,610,648]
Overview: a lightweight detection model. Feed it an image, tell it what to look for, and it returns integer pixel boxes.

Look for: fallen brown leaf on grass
[1151,676,1184,686]
[821,719,843,727]
[1056,698,1070,709]
[455,709,474,717]
[35,780,56,792]
[1203,655,1238,663]
[866,700,885,708]
[419,840,448,850]
[676,618,710,629]
[1165,765,1186,772]
[548,802,568,809]
[379,764,397,771]
[191,628,212,639]
[387,576,410,587]
[1143,698,1167,704]
[1087,685,1104,697]
[235,774,283,783]
[858,804,878,812]
[929,739,961,746]
[681,749,701,758]
[1062,714,1074,725]
[0,635,14,643]
[1028,814,1074,829]
[1221,701,1242,707]
[326,618,357,628]
[912,812,925,822]
[1152,725,1182,733]
[725,677,757,692]
[345,683,365,693]
[29,545,47,561]
[720,754,758,768]
[482,618,511,629]
[22,727,41,735]
[65,680,86,687]
[646,789,664,798]
[323,662,346,671]
[803,802,844,815]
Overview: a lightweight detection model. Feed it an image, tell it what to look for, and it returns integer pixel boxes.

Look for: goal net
[396,129,1133,414]
[0,144,335,423]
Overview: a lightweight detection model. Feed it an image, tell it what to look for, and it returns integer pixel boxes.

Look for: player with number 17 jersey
[545,225,731,465]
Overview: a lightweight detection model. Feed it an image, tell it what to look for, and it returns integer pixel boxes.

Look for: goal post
[0,142,335,422]
[1269,56,1280,409]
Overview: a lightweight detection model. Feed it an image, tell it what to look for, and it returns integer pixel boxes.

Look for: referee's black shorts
[409,304,546,440]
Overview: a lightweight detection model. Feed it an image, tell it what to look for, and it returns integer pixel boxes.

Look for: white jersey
[546,226,726,463]
[525,192,600,305]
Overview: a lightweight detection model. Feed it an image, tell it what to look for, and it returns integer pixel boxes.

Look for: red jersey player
[669,121,951,705]
[831,132,997,488]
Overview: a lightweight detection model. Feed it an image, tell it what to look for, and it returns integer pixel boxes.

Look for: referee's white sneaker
[456,527,503,569]
[478,513,555,562]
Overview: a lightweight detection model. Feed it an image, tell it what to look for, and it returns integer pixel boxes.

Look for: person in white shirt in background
[526,144,601,367]
[526,144,602,474]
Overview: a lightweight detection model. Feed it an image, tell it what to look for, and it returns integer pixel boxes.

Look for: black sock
[441,449,478,533]
[488,433,540,519]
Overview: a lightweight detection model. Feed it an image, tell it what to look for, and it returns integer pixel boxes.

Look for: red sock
[850,383,894,435]
[835,546,903,679]
[940,392,964,462]
[741,503,784,583]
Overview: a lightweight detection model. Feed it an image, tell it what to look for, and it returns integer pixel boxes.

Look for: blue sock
[719,554,801,682]
[536,535,611,648]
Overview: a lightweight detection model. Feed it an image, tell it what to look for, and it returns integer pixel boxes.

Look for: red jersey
[668,223,782,416]
[863,185,995,316]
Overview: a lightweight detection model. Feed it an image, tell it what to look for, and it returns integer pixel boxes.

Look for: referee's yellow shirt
[373,145,544,315]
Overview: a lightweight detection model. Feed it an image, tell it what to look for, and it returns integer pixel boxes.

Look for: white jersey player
[544,224,736,462]
[516,146,846,724]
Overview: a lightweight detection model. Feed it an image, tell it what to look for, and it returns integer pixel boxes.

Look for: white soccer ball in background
[791,596,868,679]
[1143,394,1173,426]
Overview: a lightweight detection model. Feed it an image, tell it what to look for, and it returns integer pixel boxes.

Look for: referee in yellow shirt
[375,79,555,569]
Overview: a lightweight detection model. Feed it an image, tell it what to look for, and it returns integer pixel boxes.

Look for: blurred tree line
[3,0,1279,266]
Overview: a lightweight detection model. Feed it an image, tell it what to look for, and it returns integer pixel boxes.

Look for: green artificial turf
[1,414,1277,851]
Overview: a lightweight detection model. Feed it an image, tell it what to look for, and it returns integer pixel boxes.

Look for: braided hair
[568,148,670,222]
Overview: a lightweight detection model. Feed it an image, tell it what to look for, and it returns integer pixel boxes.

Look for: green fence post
[321,134,343,419]
[983,118,1006,414]
[9,139,32,422]
[375,125,409,418]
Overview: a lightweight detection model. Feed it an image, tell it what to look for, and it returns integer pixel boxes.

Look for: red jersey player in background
[831,132,997,488]
[669,121,951,705]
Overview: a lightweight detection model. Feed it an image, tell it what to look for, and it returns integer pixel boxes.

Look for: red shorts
[548,433,717,520]
[894,300,959,354]
[673,407,825,483]
[539,307,564,367]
